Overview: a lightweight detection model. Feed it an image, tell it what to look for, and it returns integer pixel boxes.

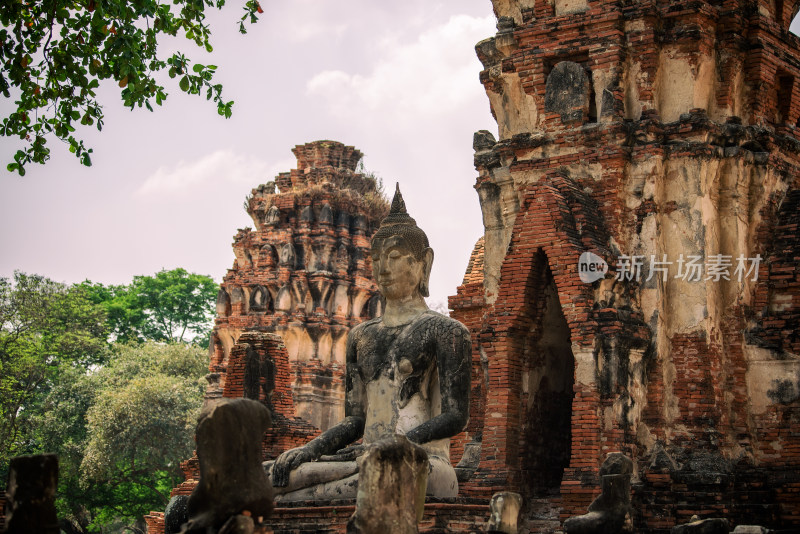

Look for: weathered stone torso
[351,311,450,460]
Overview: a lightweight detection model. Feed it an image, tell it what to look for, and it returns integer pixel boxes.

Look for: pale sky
[1,4,798,307]
[0,1,496,307]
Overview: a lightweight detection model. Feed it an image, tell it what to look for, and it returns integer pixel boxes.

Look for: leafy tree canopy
[1,0,263,175]
[80,342,207,523]
[80,267,218,347]
[1,269,216,530]
[34,341,207,531]
[0,271,107,468]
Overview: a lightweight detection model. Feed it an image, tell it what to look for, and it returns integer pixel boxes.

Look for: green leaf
[2,0,237,172]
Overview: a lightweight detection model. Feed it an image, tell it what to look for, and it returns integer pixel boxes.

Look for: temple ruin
[449,0,800,531]
[207,141,387,430]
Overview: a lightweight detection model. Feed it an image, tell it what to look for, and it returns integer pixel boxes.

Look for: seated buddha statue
[268,184,472,501]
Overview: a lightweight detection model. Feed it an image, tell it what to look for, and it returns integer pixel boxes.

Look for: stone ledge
[263,497,492,534]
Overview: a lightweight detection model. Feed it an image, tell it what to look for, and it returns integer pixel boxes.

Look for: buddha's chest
[354,321,433,385]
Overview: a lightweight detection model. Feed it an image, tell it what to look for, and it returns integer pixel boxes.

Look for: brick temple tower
[450,0,800,531]
[207,141,388,430]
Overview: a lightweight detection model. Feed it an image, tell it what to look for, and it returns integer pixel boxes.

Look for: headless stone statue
[268,184,471,501]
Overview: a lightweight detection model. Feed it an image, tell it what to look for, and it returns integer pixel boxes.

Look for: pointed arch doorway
[520,250,575,497]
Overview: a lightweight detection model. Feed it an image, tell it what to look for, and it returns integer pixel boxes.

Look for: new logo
[578,251,608,283]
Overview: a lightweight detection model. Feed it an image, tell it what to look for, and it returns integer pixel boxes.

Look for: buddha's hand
[272,446,315,487]
[319,443,366,462]
[336,443,366,458]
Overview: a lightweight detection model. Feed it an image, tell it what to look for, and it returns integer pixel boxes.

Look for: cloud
[306,14,495,122]
[137,150,293,196]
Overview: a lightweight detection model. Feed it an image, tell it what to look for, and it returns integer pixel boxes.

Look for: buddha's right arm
[303,415,366,458]
[271,415,365,487]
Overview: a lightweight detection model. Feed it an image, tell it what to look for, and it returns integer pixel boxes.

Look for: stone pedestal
[346,435,428,534]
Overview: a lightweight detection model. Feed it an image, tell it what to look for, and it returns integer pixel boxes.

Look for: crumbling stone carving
[563,452,634,534]
[319,203,333,225]
[265,206,280,225]
[671,517,730,534]
[544,61,591,123]
[279,243,295,266]
[216,289,231,317]
[455,440,482,482]
[346,435,428,534]
[182,398,273,533]
[267,185,471,501]
[487,491,522,534]
[4,454,59,534]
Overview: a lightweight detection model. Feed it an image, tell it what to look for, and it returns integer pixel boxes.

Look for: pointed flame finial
[380,182,417,227]
[389,182,407,215]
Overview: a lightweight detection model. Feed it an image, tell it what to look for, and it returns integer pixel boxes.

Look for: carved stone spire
[380,183,417,228]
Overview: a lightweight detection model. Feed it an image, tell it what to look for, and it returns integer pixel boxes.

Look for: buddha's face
[371,236,425,301]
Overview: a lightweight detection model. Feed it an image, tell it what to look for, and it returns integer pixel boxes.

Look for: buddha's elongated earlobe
[420,248,434,298]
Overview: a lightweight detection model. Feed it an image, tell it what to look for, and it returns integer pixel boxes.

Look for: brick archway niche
[516,249,575,497]
[458,175,622,518]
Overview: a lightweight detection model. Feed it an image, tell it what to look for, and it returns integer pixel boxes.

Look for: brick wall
[449,237,488,466]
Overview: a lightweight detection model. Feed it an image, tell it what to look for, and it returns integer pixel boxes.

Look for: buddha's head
[370,184,433,300]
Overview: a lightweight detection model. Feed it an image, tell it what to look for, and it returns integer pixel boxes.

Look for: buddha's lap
[266,454,457,497]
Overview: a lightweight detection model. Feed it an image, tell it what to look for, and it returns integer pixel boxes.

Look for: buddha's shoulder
[412,310,470,338]
[349,316,382,337]
[350,311,468,337]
